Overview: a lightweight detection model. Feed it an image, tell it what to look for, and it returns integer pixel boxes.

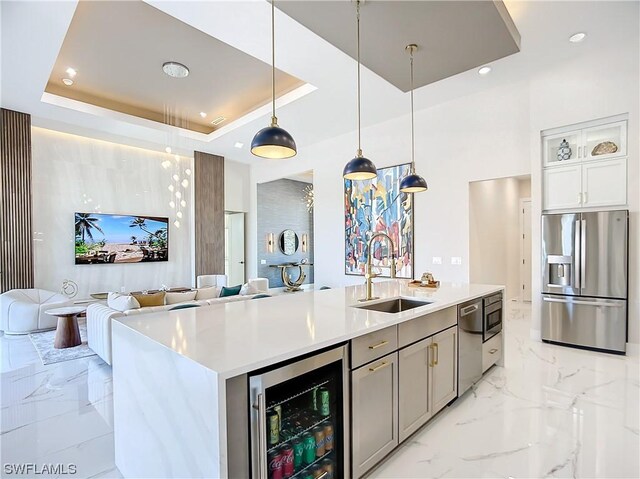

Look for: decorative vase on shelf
[557,139,572,161]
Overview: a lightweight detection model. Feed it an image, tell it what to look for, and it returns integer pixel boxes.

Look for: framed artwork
[344,163,414,278]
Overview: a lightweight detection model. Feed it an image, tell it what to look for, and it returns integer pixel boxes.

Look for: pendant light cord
[356,0,362,157]
[271,0,277,125]
[410,47,415,173]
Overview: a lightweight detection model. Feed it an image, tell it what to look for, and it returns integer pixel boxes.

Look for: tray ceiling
[277,0,521,92]
[45,1,305,134]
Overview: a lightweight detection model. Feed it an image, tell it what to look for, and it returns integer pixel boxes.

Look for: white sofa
[0,289,74,334]
[87,277,269,365]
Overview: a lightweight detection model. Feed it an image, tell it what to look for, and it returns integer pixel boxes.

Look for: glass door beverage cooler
[249,345,350,479]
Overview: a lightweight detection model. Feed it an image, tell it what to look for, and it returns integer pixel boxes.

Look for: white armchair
[196,274,228,288]
[0,289,73,334]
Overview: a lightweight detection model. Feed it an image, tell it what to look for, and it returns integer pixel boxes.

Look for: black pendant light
[251,0,297,159]
[399,44,428,193]
[343,0,377,181]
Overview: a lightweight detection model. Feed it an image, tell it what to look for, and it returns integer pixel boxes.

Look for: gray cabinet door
[398,338,431,443]
[351,352,398,479]
[430,326,458,415]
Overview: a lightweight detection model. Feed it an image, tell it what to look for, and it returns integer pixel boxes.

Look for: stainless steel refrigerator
[541,210,628,354]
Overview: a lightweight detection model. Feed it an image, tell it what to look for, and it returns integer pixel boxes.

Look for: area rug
[29,318,97,365]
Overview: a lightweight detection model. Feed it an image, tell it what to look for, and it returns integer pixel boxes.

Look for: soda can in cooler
[281,445,294,478]
[312,388,318,411]
[322,421,334,451]
[321,458,334,478]
[318,387,330,416]
[302,432,316,465]
[309,465,323,478]
[292,438,304,470]
[274,405,282,430]
[313,426,325,457]
[267,410,279,446]
[267,449,283,479]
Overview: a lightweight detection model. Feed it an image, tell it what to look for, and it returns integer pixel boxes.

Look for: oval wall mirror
[279,229,299,255]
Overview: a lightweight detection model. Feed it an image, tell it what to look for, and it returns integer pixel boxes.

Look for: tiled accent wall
[257,179,313,287]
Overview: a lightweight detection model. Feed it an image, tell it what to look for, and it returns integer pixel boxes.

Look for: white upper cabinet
[542,116,628,211]
[543,130,582,167]
[583,121,627,162]
[582,158,627,208]
[544,165,583,210]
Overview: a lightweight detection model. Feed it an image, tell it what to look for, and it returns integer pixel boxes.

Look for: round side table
[45,306,86,349]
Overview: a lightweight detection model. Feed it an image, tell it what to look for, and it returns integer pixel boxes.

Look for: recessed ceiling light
[211,116,226,126]
[65,67,77,78]
[199,112,207,118]
[234,142,244,149]
[62,78,74,86]
[478,66,492,75]
[569,32,586,43]
[162,61,189,78]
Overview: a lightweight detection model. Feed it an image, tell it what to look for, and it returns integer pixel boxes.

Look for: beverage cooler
[249,345,350,479]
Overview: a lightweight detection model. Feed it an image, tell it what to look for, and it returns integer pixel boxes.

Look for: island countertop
[113,280,503,379]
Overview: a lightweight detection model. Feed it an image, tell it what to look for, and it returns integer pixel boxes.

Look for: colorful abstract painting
[344,163,413,278]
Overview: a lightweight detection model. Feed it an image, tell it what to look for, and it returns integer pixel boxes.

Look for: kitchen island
[112,280,503,479]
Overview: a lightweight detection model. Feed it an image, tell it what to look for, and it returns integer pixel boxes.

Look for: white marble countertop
[113,280,503,378]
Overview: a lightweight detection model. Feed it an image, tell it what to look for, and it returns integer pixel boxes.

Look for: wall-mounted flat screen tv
[75,212,169,265]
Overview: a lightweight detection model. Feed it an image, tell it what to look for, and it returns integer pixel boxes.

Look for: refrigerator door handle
[542,297,623,308]
[574,220,581,289]
[257,393,267,479]
[581,219,587,292]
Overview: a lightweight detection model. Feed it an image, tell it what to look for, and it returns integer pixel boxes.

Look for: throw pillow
[131,291,165,308]
[165,290,198,305]
[220,285,242,297]
[107,292,141,312]
[195,286,220,300]
[240,282,259,296]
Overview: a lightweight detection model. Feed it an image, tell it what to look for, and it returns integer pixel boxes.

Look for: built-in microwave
[483,292,503,342]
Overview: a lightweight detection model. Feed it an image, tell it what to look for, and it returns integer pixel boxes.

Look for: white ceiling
[1,1,638,166]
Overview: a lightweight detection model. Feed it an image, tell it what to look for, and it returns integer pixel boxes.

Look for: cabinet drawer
[482,332,502,373]
[351,326,398,369]
[398,306,456,349]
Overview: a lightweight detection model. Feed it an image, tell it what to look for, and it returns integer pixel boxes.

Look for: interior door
[521,199,532,302]
[225,212,245,285]
[580,211,628,299]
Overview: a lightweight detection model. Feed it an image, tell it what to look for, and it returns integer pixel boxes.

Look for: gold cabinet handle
[369,361,390,372]
[489,348,498,354]
[430,343,439,366]
[369,340,389,350]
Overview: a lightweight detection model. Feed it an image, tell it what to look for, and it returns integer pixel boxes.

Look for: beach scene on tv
[75,213,168,264]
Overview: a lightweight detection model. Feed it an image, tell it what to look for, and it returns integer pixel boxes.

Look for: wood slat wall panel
[194,151,225,279]
[0,109,34,293]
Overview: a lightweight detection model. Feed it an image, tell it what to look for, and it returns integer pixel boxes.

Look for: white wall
[249,79,531,290]
[249,39,639,344]
[469,177,522,300]
[225,159,250,213]
[32,128,194,298]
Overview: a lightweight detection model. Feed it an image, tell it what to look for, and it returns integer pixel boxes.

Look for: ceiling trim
[41,83,317,143]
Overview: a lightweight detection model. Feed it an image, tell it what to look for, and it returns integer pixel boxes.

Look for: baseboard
[530,328,542,342]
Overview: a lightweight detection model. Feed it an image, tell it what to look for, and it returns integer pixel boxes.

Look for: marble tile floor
[1,302,638,478]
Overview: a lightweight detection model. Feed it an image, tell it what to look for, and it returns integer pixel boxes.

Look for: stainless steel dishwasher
[457,298,483,395]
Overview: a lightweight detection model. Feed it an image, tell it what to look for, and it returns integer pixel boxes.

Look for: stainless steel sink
[354,298,432,314]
